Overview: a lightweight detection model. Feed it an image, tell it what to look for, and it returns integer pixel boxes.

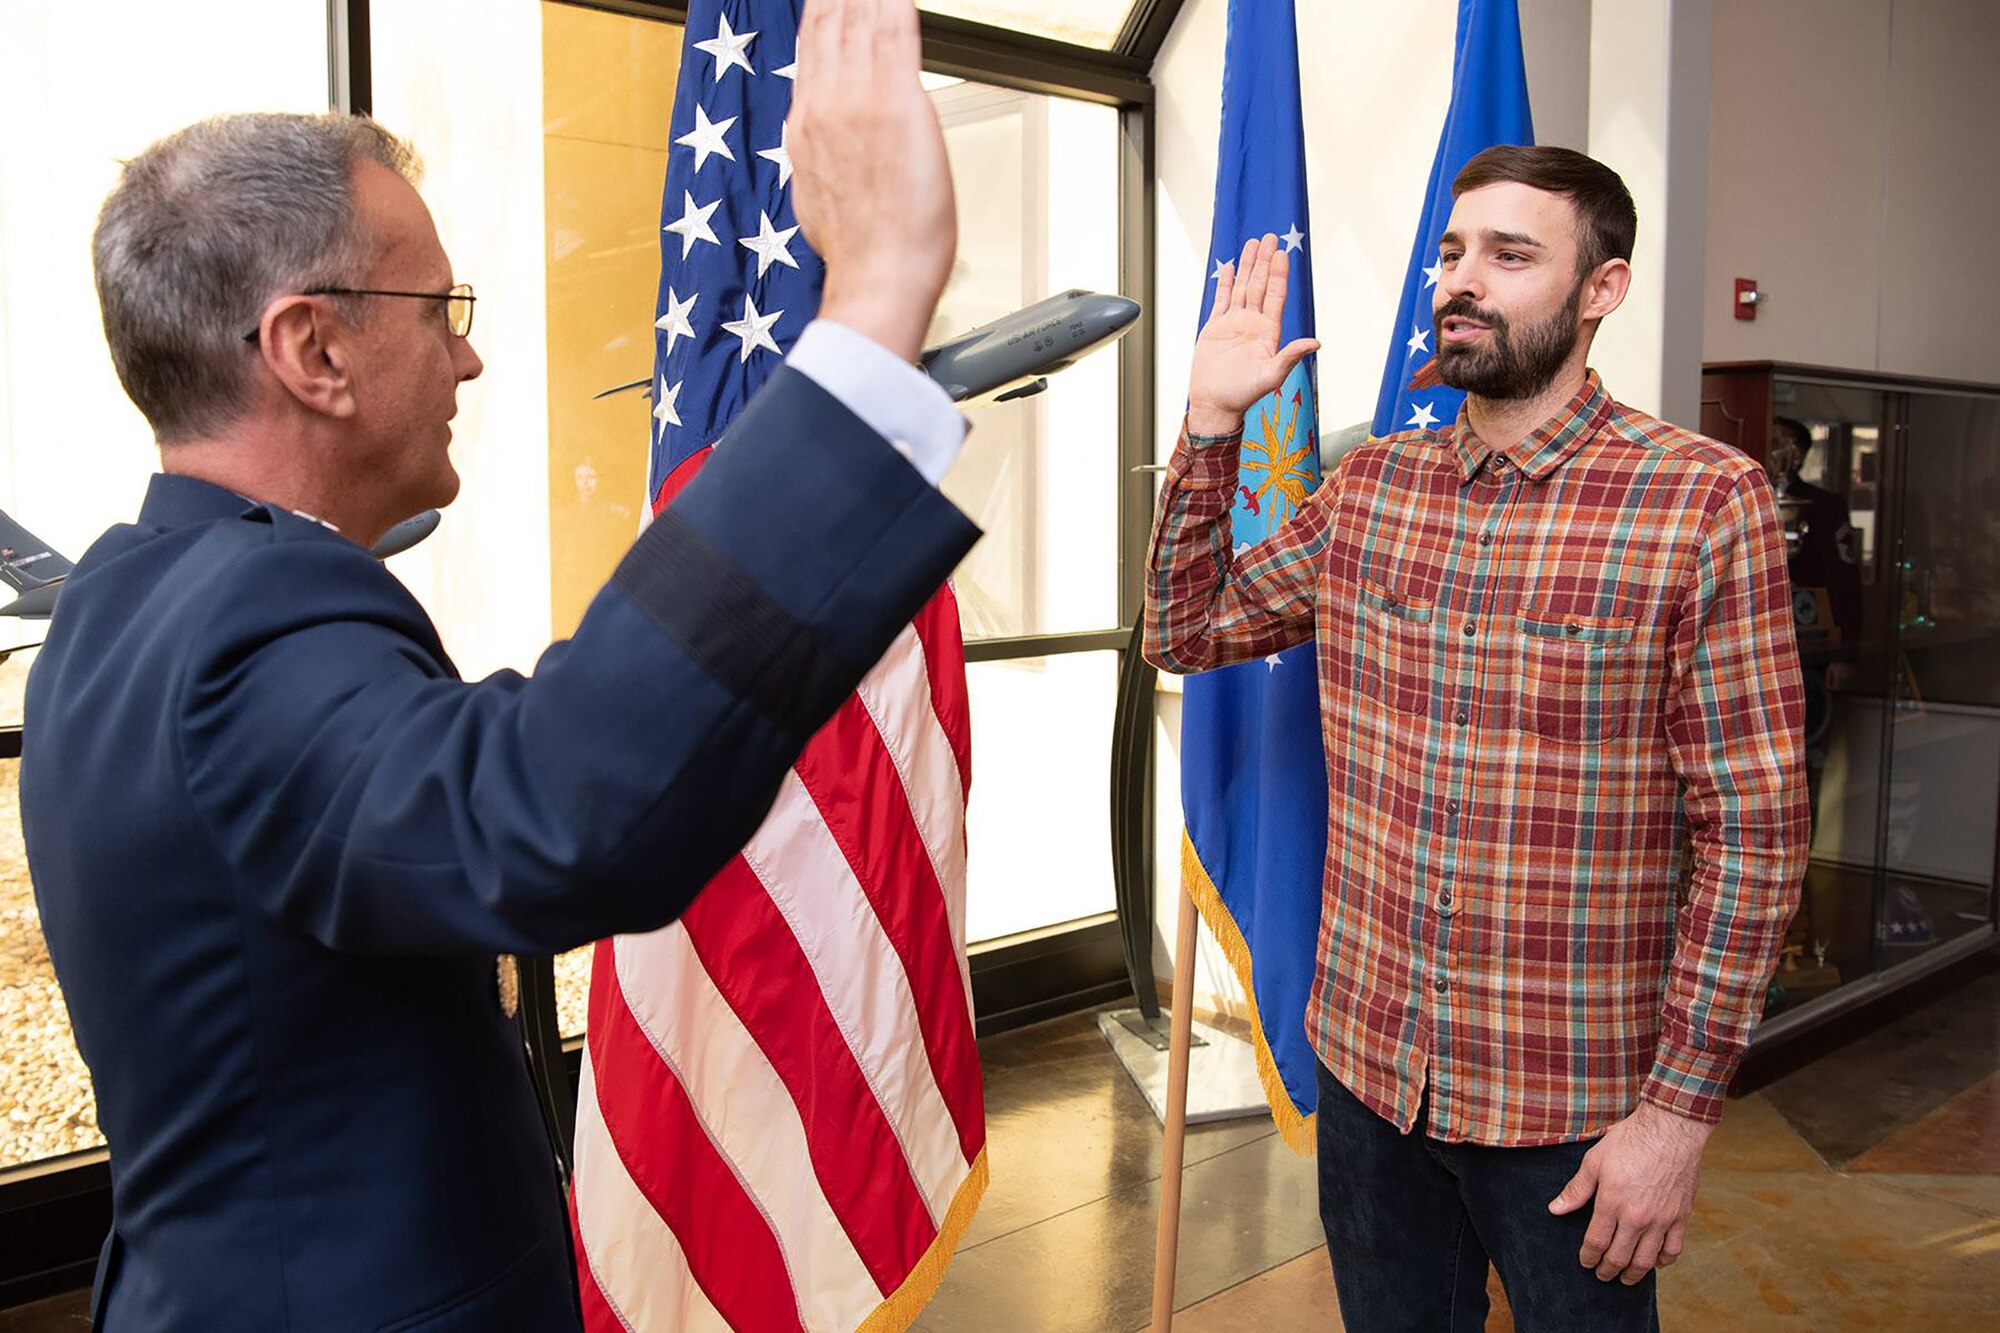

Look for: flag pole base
[1098,1008,1268,1126]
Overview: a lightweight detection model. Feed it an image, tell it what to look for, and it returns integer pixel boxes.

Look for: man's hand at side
[788,0,955,363]
[1549,1101,1714,1285]
[1185,233,1320,436]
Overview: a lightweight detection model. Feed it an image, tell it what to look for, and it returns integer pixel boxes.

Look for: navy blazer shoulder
[22,367,978,1331]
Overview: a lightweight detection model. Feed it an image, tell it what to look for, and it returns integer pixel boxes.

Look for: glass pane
[1877,391,2000,963]
[932,83,1122,640]
[965,652,1117,942]
[920,0,1137,50]
[1,644,106,1172]
[555,945,592,1042]
[1765,382,1894,1012]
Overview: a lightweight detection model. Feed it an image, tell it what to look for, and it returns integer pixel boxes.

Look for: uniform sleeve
[181,366,980,957]
[1644,468,1809,1122]
[1142,418,1337,675]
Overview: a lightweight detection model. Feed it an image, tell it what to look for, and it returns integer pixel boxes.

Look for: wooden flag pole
[1150,883,1201,1332]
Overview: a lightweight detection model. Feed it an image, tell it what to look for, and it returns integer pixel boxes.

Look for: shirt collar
[138,474,346,535]
[1443,371,1613,485]
[138,473,266,530]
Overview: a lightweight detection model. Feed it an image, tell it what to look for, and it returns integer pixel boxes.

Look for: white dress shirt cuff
[786,318,969,486]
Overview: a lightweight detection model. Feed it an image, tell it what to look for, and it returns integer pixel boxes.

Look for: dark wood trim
[550,1,1152,106]
[1703,360,2000,399]
[969,913,1133,1036]
[964,629,1129,662]
[1116,0,1190,65]
[327,0,371,115]
[0,1153,109,1311]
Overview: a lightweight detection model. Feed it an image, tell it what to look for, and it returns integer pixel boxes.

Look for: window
[0,0,327,1178]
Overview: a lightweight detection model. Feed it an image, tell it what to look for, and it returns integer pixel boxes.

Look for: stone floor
[5,954,1998,1331]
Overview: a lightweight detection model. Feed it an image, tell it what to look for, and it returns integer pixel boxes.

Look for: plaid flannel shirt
[1147,372,1808,1145]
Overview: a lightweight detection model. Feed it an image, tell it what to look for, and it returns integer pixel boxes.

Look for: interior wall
[1704,0,2000,385]
[370,0,552,683]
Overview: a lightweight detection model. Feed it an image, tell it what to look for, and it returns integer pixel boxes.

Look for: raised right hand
[1186,234,1320,436]
[788,0,956,363]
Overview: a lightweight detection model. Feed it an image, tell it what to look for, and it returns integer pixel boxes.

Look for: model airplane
[595,288,1144,406]
[0,507,440,620]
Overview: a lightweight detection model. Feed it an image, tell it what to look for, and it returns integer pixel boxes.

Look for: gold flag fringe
[1180,832,1317,1156]
[855,1146,991,1333]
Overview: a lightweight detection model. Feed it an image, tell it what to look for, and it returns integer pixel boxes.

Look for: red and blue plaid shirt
[1146,371,1808,1145]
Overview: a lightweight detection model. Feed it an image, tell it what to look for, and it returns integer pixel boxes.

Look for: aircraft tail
[0,511,72,593]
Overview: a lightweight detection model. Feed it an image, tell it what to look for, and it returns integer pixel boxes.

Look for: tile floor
[5,955,1997,1331]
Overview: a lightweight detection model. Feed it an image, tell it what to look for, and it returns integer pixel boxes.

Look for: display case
[1702,362,2000,1042]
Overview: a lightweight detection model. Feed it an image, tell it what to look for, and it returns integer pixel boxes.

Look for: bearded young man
[1145,145,1806,1332]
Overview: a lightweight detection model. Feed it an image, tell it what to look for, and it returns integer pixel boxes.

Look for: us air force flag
[1373,0,1535,437]
[1177,0,1326,1152]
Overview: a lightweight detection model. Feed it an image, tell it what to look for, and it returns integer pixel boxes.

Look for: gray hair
[92,113,422,443]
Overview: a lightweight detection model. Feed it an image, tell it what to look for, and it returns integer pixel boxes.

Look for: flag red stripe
[791,692,986,1164]
[916,593,973,800]
[681,859,937,1292]
[586,941,807,1333]
[570,1192,621,1330]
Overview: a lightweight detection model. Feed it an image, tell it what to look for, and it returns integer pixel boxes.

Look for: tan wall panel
[543,3,682,638]
[1878,0,2000,385]
[1703,0,1891,371]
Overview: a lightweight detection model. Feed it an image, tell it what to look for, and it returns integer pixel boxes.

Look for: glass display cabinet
[1701,362,2000,1042]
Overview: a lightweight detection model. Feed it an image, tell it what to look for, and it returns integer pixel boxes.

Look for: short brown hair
[1452,145,1636,278]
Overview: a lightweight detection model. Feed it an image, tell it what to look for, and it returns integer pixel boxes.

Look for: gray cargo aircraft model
[596,288,1143,406]
[0,507,441,620]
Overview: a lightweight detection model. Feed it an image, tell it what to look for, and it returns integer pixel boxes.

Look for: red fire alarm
[1734,277,1762,321]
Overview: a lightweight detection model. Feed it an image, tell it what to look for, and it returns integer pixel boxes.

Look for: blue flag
[648,0,820,507]
[1373,0,1535,439]
[1178,0,1327,1149]
[1179,0,1533,1149]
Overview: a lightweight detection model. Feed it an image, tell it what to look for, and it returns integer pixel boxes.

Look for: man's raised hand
[1186,234,1320,436]
[788,0,956,362]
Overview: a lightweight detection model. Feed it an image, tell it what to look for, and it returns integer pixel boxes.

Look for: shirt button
[1479,531,1493,546]
[1434,976,1448,993]
[1566,621,1584,636]
[1454,708,1469,725]
[1439,893,1454,910]
[1445,799,1460,815]
[1462,621,1475,637]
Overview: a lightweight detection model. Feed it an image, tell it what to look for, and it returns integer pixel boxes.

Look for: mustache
[1434,295,1508,332]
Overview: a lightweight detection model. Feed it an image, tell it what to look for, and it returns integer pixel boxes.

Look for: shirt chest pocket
[1357,579,1436,716]
[1514,610,1638,742]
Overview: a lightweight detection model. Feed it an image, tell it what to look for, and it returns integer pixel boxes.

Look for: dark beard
[1432,289,1581,400]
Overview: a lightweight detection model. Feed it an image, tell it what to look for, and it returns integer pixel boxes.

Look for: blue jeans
[1315,1062,1660,1333]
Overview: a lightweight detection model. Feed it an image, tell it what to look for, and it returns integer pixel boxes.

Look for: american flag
[569,3,989,1328]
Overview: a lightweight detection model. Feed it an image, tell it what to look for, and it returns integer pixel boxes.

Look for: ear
[255,296,358,421]
[1579,258,1631,323]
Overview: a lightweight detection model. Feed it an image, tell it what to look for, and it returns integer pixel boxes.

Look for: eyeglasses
[241,283,477,342]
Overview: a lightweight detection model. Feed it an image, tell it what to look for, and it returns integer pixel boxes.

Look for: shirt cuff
[1170,417,1244,492]
[786,319,969,486]
[1639,1041,1739,1126]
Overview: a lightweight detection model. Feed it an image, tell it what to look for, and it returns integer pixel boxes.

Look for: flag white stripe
[853,625,974,1009]
[744,769,969,1225]
[614,925,880,1333]
[572,1050,731,1333]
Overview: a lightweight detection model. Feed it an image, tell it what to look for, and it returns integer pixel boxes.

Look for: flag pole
[1150,882,1201,1332]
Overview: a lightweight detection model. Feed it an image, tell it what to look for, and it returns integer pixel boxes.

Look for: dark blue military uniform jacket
[22,368,978,1331]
